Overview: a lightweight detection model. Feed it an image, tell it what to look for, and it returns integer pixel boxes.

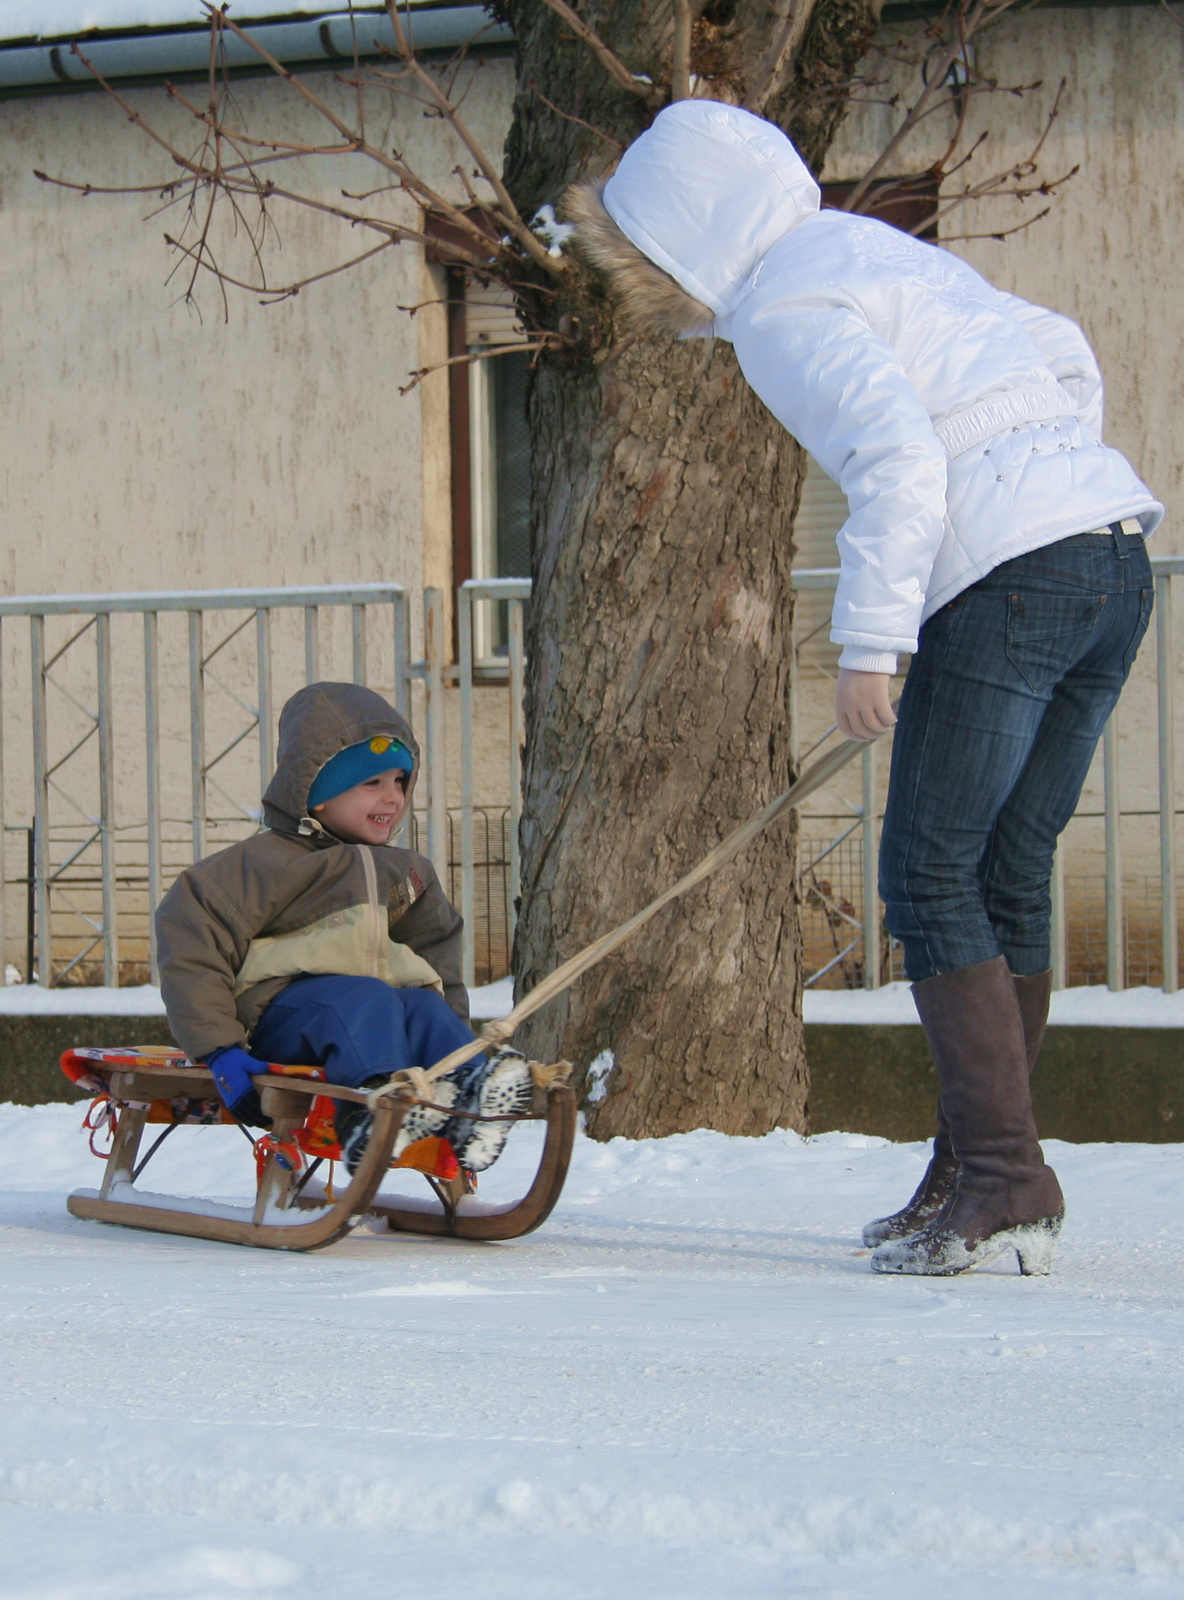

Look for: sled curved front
[372,1084,577,1240]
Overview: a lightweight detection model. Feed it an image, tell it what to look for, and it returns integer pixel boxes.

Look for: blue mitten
[204,1045,270,1127]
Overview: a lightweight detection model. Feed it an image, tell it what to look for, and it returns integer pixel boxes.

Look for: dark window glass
[493,350,531,578]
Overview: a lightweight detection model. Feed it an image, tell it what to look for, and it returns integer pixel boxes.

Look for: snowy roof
[0,2,509,87]
[0,3,381,43]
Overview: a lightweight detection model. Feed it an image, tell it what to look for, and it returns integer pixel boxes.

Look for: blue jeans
[250,974,482,1088]
[879,526,1153,982]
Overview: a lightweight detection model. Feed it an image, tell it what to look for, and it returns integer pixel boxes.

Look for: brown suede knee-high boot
[861,966,1053,1248]
[871,956,1064,1276]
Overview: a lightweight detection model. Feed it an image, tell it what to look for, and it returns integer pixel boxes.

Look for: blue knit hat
[306,735,415,810]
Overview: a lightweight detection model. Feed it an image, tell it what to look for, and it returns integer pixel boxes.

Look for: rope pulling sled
[63,728,870,1251]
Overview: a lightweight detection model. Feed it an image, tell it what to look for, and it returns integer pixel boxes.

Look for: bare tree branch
[398,340,555,396]
[842,0,1027,214]
[528,78,624,151]
[671,0,694,102]
[383,1,562,276]
[535,0,653,99]
[163,231,397,301]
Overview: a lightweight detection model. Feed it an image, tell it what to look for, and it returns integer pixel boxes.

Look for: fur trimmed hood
[594,100,821,320]
[563,178,713,336]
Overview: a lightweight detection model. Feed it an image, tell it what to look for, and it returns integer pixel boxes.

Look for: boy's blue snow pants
[250,974,483,1088]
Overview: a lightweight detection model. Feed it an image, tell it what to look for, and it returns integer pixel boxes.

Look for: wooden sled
[60,1046,576,1253]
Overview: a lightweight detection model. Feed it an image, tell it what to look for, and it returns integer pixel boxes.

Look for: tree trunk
[503,0,879,1138]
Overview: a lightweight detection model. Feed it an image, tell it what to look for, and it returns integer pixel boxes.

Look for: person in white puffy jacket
[566,99,1162,1278]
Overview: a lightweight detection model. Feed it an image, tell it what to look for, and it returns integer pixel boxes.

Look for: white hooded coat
[602,101,1163,673]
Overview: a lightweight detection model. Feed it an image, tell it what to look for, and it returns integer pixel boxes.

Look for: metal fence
[0,578,528,990]
[2,560,1176,996]
[792,555,1184,992]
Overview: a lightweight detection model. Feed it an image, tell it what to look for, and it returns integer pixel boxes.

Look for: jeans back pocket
[1006,591,1107,693]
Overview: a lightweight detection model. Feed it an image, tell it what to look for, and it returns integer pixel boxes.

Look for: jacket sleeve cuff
[837,645,899,675]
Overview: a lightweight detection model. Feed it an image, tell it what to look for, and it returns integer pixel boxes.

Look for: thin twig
[937,207,1053,242]
[528,78,623,151]
[164,231,397,301]
[671,0,694,102]
[384,1,563,276]
[397,340,554,396]
[215,8,504,262]
[842,0,1026,214]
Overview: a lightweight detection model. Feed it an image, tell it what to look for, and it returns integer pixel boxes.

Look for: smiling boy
[155,681,531,1173]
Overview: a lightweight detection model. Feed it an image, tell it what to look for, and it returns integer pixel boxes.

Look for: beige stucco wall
[0,60,515,595]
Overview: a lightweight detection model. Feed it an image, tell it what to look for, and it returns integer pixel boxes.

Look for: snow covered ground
[1,1104,1182,1599]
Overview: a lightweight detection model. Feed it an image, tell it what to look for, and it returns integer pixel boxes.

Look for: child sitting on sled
[155,680,531,1174]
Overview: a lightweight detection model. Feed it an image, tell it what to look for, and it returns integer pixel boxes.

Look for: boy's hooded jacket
[601,101,1162,672]
[156,683,466,1063]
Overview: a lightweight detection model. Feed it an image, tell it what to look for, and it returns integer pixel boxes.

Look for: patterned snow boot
[335,1074,458,1176]
[444,1048,535,1172]
[861,966,1053,1248]
[871,957,1063,1277]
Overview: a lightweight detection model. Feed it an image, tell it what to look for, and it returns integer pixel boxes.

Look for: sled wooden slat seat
[60,1046,576,1253]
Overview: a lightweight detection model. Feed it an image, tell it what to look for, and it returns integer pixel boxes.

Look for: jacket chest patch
[388,869,426,922]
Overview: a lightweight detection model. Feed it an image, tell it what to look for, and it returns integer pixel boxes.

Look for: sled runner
[61,1046,576,1253]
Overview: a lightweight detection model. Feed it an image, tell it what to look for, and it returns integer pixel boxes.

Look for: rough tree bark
[503,0,880,1138]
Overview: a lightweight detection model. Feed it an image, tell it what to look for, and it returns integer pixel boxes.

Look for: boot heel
[1014,1212,1063,1276]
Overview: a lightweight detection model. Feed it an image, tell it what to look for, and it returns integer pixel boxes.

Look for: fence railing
[2,559,1175,996]
[792,555,1184,992]
[0,578,530,991]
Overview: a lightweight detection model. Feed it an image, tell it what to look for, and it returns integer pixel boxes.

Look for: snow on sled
[60,1046,576,1252]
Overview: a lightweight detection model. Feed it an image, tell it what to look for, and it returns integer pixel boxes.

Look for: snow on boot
[861,967,1053,1248]
[861,1138,957,1248]
[870,957,1064,1277]
[445,1049,534,1172]
[335,1073,457,1176]
[872,1203,1063,1276]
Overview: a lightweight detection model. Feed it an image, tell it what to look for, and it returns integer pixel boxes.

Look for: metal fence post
[0,616,6,978]
[1050,843,1067,990]
[423,588,448,885]
[96,612,118,987]
[1157,572,1178,993]
[861,741,879,989]
[304,606,320,684]
[30,615,51,986]
[144,612,161,982]
[188,610,206,864]
[508,598,525,945]
[458,583,476,988]
[1103,711,1123,991]
[256,607,274,798]
[351,604,367,686]
[393,593,410,723]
